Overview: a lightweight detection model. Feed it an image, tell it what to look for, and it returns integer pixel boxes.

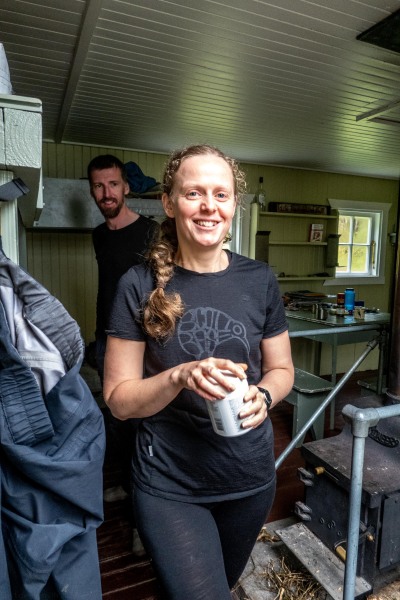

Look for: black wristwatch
[257,387,272,410]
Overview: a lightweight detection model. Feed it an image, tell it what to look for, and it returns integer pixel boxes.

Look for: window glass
[353,217,370,244]
[337,246,349,272]
[338,215,351,243]
[338,215,373,275]
[352,246,368,273]
[327,200,391,286]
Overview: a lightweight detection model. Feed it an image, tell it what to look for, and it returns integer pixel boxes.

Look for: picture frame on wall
[309,223,324,242]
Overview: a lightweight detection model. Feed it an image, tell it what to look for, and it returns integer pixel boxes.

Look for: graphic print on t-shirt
[177,307,250,359]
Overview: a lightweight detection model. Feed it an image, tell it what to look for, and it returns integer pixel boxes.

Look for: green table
[286,309,391,427]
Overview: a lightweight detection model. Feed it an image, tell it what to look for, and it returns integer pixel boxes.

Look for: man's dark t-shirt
[92,215,158,338]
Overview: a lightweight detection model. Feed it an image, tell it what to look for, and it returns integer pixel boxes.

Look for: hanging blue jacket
[0,241,105,599]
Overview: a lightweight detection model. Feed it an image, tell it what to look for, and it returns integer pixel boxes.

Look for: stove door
[379,491,400,570]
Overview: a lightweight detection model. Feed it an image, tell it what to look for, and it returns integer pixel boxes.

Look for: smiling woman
[162,153,236,268]
[103,143,294,600]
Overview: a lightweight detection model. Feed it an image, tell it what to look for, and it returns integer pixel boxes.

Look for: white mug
[205,371,250,437]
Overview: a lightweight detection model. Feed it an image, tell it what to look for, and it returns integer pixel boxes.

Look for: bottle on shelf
[256,176,266,210]
[344,288,355,315]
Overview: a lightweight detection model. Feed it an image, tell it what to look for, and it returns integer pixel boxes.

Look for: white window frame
[324,199,391,287]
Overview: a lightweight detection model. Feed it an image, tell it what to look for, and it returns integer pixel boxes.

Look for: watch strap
[257,386,272,410]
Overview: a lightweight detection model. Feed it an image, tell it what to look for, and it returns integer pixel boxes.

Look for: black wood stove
[281,397,400,599]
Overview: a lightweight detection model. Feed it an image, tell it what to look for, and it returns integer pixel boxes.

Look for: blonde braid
[143,218,184,340]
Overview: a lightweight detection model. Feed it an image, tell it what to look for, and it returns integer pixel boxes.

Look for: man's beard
[97,199,123,219]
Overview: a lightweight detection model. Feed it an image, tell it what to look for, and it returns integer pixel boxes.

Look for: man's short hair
[87,154,128,183]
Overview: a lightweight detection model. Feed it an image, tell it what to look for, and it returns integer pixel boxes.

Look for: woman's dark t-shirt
[108,252,288,502]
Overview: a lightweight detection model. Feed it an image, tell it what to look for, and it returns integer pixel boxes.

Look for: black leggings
[134,483,275,600]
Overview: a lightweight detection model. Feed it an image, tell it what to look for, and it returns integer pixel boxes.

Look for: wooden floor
[96,370,382,599]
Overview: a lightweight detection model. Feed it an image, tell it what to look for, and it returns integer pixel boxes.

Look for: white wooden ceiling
[2,0,400,179]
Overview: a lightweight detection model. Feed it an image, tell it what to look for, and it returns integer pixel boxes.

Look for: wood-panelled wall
[26,230,97,343]
[26,142,399,365]
[41,143,168,181]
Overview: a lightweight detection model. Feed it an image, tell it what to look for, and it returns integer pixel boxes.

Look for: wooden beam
[356,98,400,122]
[55,0,105,143]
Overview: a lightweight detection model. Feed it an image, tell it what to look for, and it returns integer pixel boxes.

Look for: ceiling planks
[1,0,400,178]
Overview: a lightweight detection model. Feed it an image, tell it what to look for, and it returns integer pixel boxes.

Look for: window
[325,199,391,286]
[337,211,377,276]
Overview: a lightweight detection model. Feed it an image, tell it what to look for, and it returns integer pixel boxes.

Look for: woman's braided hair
[143,144,246,340]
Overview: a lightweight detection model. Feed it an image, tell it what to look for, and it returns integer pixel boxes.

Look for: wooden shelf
[270,241,327,246]
[261,211,337,220]
[277,276,334,281]
[254,205,339,283]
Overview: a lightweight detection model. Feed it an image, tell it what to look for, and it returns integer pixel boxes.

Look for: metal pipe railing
[275,337,379,470]
[274,333,400,599]
[342,402,400,600]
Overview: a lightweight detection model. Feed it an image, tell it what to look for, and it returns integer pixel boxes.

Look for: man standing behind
[88,154,159,556]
